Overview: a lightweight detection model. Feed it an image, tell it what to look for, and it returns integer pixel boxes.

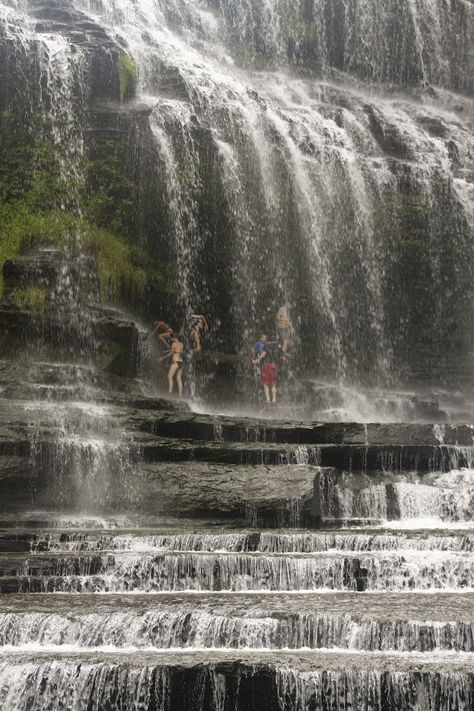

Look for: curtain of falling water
[2,0,474,383]
[63,0,474,384]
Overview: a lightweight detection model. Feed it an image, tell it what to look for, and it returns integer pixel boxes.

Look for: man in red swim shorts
[252,337,279,405]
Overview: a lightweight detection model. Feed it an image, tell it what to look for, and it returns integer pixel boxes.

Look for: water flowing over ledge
[1,0,474,708]
[2,0,474,384]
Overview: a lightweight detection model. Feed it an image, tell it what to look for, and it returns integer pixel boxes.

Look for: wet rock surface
[0,0,474,704]
[0,339,473,707]
[0,248,144,376]
[1,258,474,706]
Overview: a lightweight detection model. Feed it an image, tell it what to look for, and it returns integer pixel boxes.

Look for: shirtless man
[276,304,293,355]
[190,314,209,352]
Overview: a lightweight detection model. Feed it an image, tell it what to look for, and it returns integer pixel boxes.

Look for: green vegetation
[82,225,147,299]
[0,93,176,309]
[118,53,138,103]
[0,110,74,209]
[0,203,147,300]
[10,286,47,322]
[84,138,137,237]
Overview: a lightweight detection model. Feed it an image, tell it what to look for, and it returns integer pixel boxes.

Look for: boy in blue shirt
[253,334,267,359]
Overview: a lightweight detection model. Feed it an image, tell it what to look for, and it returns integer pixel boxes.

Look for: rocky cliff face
[1,0,474,388]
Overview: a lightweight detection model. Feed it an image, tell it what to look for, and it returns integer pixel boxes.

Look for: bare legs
[168,363,184,398]
[176,366,183,397]
[192,328,202,351]
[263,384,277,404]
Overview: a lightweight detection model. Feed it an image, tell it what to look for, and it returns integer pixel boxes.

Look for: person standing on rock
[252,337,279,405]
[276,304,293,355]
[161,333,184,398]
[190,314,209,352]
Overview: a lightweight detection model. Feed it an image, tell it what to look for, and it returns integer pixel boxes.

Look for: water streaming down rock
[275,666,474,711]
[22,529,474,553]
[4,604,474,653]
[21,0,470,384]
[217,0,474,92]
[0,243,147,517]
[1,656,474,710]
[0,3,89,214]
[8,549,474,593]
[319,467,474,523]
[1,0,474,393]
[2,0,474,709]
[4,396,474,706]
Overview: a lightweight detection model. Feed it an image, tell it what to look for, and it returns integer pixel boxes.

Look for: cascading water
[2,0,474,709]
[39,0,473,383]
[0,0,139,519]
[0,3,88,213]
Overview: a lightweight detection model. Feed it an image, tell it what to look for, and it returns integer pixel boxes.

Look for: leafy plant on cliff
[10,286,47,322]
[84,138,137,237]
[0,91,176,309]
[0,107,79,210]
[0,203,147,300]
[118,53,138,102]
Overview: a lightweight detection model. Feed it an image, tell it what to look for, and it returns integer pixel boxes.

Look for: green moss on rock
[10,286,47,322]
[118,53,138,102]
[0,202,147,300]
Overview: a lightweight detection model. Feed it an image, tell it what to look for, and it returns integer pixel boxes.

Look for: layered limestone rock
[0,247,143,375]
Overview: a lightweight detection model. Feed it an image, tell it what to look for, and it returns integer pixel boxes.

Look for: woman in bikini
[161,333,184,398]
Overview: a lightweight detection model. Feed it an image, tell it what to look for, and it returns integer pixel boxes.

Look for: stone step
[3,453,474,523]
[138,441,473,471]
[3,394,474,445]
[146,418,474,446]
[0,513,143,530]
[0,651,473,710]
[0,459,322,525]
[2,526,474,554]
[2,590,474,652]
[0,548,474,592]
[5,588,474,620]
[2,435,450,472]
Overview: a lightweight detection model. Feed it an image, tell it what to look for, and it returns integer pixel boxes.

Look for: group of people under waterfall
[151,314,208,398]
[252,304,293,406]
[151,305,294,404]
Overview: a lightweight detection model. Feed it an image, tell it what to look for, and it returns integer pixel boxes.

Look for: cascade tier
[1,354,474,709]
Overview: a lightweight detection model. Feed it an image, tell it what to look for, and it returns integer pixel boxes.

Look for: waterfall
[6,548,474,592]
[276,667,474,711]
[3,609,474,652]
[319,468,474,524]
[39,0,473,381]
[0,5,88,214]
[0,659,473,710]
[26,529,474,553]
[2,0,474,709]
[217,0,474,94]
